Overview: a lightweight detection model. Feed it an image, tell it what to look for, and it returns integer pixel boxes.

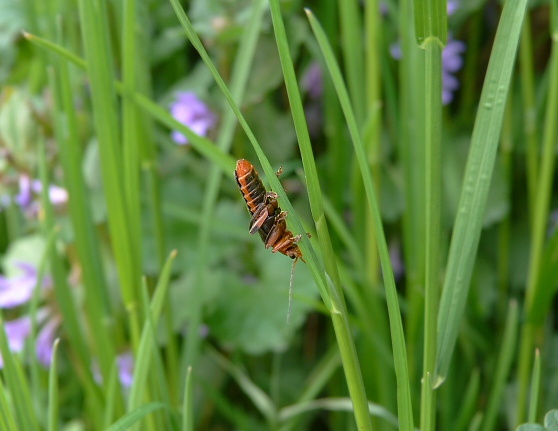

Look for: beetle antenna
[287,257,299,324]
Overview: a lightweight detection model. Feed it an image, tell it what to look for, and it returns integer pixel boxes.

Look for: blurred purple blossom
[448,0,460,16]
[170,92,217,145]
[0,262,48,308]
[0,316,31,368]
[117,352,134,387]
[35,315,61,367]
[0,262,58,368]
[301,62,323,100]
[93,351,135,388]
[442,36,466,104]
[14,174,68,216]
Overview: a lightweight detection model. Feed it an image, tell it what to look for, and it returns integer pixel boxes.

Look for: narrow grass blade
[413,0,447,45]
[127,251,176,412]
[435,0,529,383]
[0,377,18,431]
[183,0,266,371]
[182,367,194,431]
[208,347,276,424]
[47,339,60,431]
[306,9,414,431]
[454,370,480,431]
[278,398,399,428]
[106,403,168,431]
[518,0,558,419]
[480,300,518,431]
[528,349,541,424]
[167,0,330,308]
[0,316,39,430]
[23,32,236,175]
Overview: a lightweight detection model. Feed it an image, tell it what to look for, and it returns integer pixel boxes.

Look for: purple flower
[35,315,61,367]
[170,92,217,145]
[117,352,134,387]
[0,262,45,308]
[0,316,31,368]
[301,62,323,100]
[93,351,135,388]
[442,36,466,104]
[447,0,460,16]
[14,174,68,216]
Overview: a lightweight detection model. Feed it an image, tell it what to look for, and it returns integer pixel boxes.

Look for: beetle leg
[275,166,283,177]
[264,217,287,249]
[249,192,279,234]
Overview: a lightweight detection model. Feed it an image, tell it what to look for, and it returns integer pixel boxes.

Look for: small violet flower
[170,92,217,145]
[0,262,59,369]
[301,62,323,100]
[0,262,43,308]
[0,316,31,368]
[15,174,68,216]
[441,36,466,105]
[93,351,135,388]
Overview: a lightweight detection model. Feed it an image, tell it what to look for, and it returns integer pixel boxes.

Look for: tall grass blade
[47,339,60,431]
[306,9,414,431]
[435,0,529,383]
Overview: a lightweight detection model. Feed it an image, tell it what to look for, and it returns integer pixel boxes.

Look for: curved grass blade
[106,403,168,431]
[306,9,414,431]
[435,0,529,384]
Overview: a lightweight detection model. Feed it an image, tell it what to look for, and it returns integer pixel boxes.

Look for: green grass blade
[528,349,541,424]
[127,251,176,412]
[517,0,558,420]
[306,9,414,431]
[75,0,142,348]
[0,315,39,430]
[183,0,266,371]
[182,367,194,431]
[435,0,529,383]
[121,0,143,297]
[480,300,519,431]
[23,32,236,174]
[208,347,276,424]
[413,0,447,45]
[0,376,19,431]
[106,403,168,431]
[421,26,443,431]
[167,0,330,307]
[47,339,60,431]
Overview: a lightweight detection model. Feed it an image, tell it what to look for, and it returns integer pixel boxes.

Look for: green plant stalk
[364,0,382,289]
[0,316,39,430]
[76,0,142,348]
[338,0,365,125]
[269,3,375,428]
[497,96,513,321]
[435,0,529,383]
[528,349,541,423]
[420,39,442,431]
[0,377,19,431]
[47,339,60,431]
[519,14,538,222]
[121,0,143,306]
[182,367,194,431]
[306,9,414,431]
[517,6,558,421]
[183,0,266,372]
[454,370,480,431]
[49,53,115,387]
[399,0,426,385]
[480,301,518,431]
[38,137,105,422]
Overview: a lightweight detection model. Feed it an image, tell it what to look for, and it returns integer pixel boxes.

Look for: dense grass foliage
[0,0,557,430]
